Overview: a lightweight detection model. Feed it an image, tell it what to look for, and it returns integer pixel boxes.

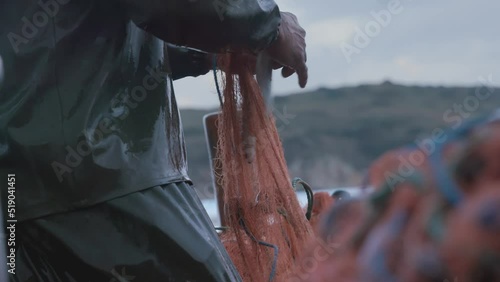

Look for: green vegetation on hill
[180,82,500,197]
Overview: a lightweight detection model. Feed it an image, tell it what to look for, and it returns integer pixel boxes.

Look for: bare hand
[266,12,308,88]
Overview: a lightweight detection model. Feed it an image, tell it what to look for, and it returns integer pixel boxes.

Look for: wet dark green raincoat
[0,0,280,281]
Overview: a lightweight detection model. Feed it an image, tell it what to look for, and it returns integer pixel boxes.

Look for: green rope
[292,177,314,221]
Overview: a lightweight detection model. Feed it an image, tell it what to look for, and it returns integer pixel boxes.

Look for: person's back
[0,0,193,221]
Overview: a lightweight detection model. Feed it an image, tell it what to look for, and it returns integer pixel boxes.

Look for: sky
[174,0,500,109]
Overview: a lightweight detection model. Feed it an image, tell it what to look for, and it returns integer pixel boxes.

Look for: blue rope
[258,241,279,281]
[428,115,491,207]
[369,212,407,282]
[212,54,224,108]
[240,219,279,281]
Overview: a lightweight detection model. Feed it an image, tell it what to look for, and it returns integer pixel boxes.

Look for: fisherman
[0,0,307,281]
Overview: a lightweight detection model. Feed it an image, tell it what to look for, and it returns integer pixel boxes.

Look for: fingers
[281,67,294,78]
[295,46,308,88]
[296,63,308,88]
[266,11,308,88]
[277,49,308,88]
[280,63,307,88]
[296,46,308,88]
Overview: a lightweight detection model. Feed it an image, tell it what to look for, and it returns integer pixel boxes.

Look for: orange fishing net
[295,115,500,282]
[214,54,313,281]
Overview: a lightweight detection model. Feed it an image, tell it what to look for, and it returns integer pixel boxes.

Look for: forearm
[119,0,281,53]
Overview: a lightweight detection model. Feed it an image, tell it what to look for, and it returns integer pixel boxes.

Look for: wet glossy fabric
[0,0,280,221]
[12,182,242,282]
[167,44,211,81]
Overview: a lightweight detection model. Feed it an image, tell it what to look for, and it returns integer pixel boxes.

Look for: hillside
[180,82,500,197]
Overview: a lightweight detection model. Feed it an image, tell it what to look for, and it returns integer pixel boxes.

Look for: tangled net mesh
[214,54,313,281]
[295,115,500,282]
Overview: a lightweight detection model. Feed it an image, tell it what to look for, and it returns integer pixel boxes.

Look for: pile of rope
[214,54,313,281]
[293,112,500,282]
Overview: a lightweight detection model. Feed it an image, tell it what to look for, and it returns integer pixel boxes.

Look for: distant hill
[180,82,500,198]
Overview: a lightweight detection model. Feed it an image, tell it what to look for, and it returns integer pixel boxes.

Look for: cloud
[394,56,422,76]
[306,18,358,49]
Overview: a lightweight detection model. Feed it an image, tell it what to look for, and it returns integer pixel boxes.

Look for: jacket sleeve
[166,43,211,80]
[118,0,281,53]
